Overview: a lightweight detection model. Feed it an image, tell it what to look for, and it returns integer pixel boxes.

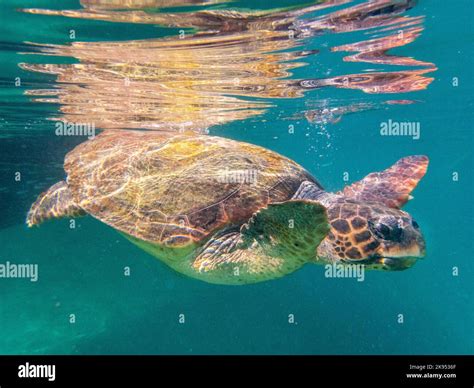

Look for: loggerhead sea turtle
[27,130,428,285]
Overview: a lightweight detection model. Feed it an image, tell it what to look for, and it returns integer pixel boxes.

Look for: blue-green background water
[0,0,473,354]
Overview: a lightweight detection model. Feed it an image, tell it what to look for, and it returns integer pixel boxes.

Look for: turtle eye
[370,221,403,242]
[411,219,420,229]
[373,223,391,240]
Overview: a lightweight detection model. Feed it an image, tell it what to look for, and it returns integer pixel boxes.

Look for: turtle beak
[375,256,419,270]
[375,232,426,270]
[363,220,426,270]
[382,236,426,258]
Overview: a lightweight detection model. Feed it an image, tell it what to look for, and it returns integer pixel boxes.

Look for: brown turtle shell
[64,130,321,246]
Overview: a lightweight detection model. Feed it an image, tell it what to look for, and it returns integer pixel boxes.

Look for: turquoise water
[0,0,473,354]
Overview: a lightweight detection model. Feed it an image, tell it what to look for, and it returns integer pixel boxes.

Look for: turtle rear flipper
[192,200,329,284]
[26,181,85,227]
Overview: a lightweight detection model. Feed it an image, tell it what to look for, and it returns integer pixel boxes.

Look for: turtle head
[316,155,428,271]
[317,200,425,270]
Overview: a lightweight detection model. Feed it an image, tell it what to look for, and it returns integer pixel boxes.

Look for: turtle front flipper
[339,155,429,208]
[26,181,86,227]
[192,200,329,285]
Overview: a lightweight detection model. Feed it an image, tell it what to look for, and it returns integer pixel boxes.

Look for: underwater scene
[0,0,472,355]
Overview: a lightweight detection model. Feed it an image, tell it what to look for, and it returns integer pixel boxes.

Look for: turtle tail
[26,181,85,227]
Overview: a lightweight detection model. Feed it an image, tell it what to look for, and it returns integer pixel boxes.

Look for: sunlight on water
[18,0,435,131]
